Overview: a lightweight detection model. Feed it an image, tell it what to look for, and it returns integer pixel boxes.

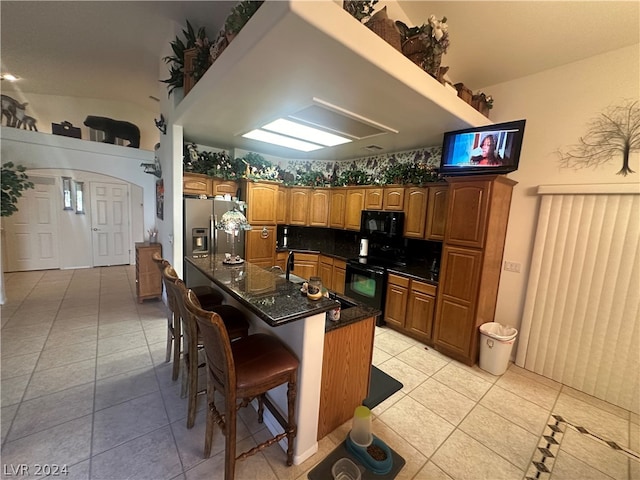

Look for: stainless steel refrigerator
[183,196,246,287]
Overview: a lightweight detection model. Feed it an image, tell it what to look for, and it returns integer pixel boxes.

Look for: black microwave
[360,210,404,239]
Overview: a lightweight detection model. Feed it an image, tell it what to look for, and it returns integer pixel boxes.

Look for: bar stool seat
[185,290,298,480]
[191,285,224,309]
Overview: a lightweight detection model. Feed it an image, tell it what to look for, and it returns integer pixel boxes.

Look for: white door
[4,176,60,271]
[90,182,131,266]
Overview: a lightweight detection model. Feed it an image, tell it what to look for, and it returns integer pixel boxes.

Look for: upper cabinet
[183,173,211,196]
[329,189,347,229]
[288,188,310,226]
[173,1,488,162]
[364,187,383,210]
[243,180,278,225]
[309,188,330,227]
[344,188,365,231]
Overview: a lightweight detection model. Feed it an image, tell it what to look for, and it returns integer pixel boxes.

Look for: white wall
[0,127,156,268]
[1,92,160,151]
[484,44,640,336]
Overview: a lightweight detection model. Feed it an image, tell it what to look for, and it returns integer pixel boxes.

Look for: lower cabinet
[318,317,375,440]
[245,226,276,268]
[384,273,436,344]
[319,256,346,294]
[292,252,318,280]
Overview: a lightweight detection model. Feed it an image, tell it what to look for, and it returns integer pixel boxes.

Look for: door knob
[92,228,100,231]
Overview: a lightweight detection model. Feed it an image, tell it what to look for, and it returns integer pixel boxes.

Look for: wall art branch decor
[558,99,639,176]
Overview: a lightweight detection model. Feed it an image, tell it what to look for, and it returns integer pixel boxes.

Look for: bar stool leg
[286,375,297,466]
[165,310,173,363]
[171,314,181,381]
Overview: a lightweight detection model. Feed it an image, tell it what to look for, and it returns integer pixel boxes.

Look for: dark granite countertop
[185,255,379,329]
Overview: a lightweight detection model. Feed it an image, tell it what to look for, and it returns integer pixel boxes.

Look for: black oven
[344,261,386,320]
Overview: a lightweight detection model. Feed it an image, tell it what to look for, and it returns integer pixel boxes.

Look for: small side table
[135,242,162,303]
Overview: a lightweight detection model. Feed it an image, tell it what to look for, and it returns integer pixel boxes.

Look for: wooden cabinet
[183,173,211,196]
[318,256,346,294]
[244,181,278,225]
[364,187,383,210]
[212,179,238,197]
[292,252,318,281]
[309,188,330,227]
[383,186,405,211]
[406,280,437,342]
[183,173,237,197]
[332,259,346,295]
[444,179,491,248]
[426,185,448,241]
[403,187,428,238]
[433,175,516,365]
[383,274,410,328]
[318,316,375,440]
[345,188,365,230]
[275,250,287,271]
[245,226,276,268]
[288,188,309,226]
[329,189,347,228]
[135,242,162,303]
[276,185,288,224]
[319,255,334,290]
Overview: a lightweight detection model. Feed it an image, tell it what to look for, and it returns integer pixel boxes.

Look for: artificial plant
[161,20,208,96]
[1,162,34,217]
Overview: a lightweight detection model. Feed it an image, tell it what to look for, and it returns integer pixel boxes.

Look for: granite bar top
[185,255,379,328]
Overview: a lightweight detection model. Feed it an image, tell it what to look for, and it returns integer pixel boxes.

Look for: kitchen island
[185,255,380,464]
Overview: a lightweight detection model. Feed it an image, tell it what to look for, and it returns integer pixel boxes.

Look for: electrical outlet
[504,261,521,273]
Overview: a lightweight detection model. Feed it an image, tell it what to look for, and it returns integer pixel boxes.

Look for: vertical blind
[516,184,639,412]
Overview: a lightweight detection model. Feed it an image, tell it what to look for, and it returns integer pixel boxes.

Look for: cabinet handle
[261,227,269,239]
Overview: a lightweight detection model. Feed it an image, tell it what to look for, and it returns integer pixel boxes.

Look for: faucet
[285,251,295,281]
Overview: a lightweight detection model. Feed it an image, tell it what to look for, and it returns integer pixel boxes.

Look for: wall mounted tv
[438,119,526,176]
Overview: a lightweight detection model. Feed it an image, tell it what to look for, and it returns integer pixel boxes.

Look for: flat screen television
[438,119,526,176]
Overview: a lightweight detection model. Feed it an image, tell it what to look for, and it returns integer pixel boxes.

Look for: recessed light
[1,74,19,82]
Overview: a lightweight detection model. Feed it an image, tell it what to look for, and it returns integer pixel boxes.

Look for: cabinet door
[434,246,482,359]
[275,251,287,271]
[383,274,409,328]
[426,185,448,241]
[364,188,383,210]
[344,188,365,231]
[332,259,346,295]
[445,180,490,248]
[293,253,318,281]
[288,188,310,226]
[319,255,334,290]
[183,173,211,196]
[309,189,330,227]
[212,179,238,196]
[406,281,436,341]
[403,187,428,238]
[383,187,404,211]
[329,189,346,229]
[245,226,276,268]
[246,182,277,225]
[276,186,288,224]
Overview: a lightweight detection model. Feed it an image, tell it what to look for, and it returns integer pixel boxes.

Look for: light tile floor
[1,267,638,480]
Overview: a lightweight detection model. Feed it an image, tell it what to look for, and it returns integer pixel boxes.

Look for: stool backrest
[169,275,200,355]
[184,289,236,396]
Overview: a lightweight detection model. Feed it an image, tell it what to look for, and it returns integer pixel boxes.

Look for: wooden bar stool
[164,267,249,428]
[152,252,224,381]
[185,290,299,480]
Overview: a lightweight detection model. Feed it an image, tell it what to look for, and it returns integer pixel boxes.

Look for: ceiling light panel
[242,129,323,152]
[263,118,352,147]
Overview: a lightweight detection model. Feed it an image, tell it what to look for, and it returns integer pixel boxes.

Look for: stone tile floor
[1,266,637,479]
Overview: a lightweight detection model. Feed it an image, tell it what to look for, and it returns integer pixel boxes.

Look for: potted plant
[343,0,378,23]
[396,15,450,79]
[1,162,34,217]
[224,1,264,43]
[161,20,210,96]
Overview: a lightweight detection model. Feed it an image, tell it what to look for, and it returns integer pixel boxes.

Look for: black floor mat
[363,365,403,410]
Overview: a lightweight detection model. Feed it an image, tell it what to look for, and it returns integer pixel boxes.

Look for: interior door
[90,182,131,266]
[4,176,60,271]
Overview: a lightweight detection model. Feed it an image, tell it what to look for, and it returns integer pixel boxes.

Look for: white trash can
[479,322,518,375]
